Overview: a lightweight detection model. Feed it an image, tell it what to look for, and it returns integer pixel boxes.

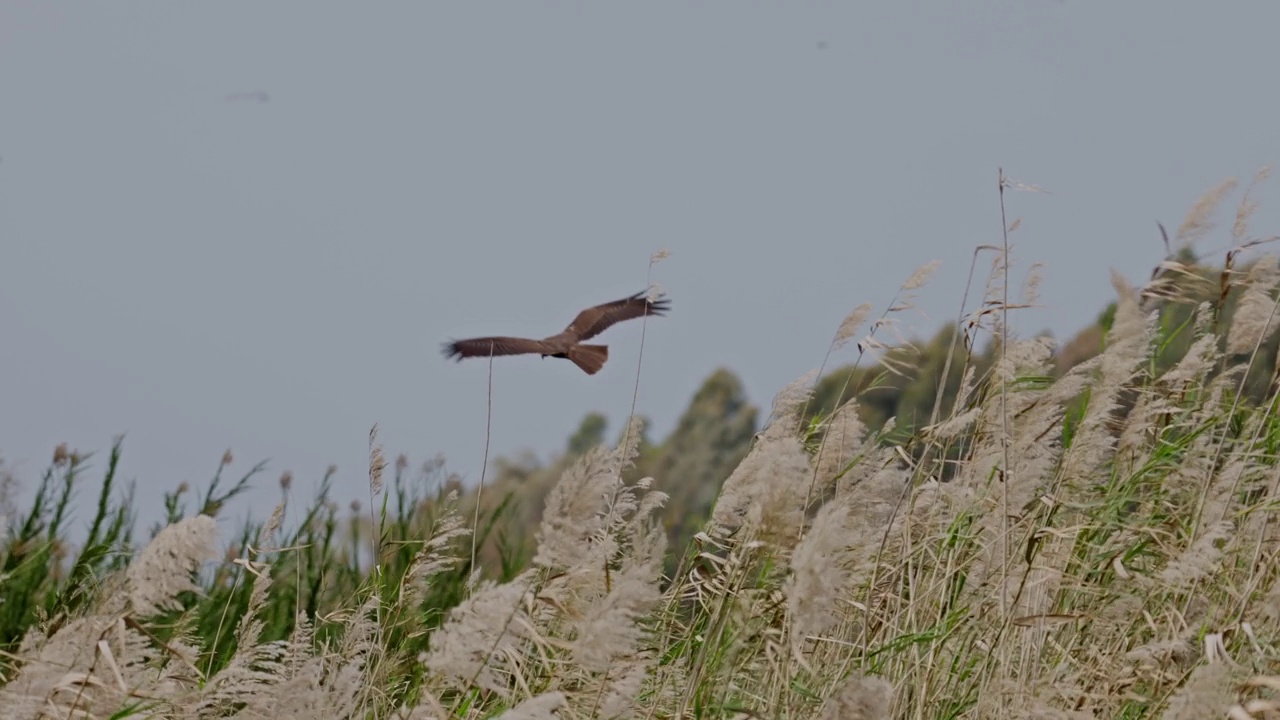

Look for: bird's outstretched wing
[441,336,551,361]
[563,290,671,341]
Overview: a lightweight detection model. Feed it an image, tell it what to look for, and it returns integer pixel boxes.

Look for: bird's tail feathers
[567,344,608,375]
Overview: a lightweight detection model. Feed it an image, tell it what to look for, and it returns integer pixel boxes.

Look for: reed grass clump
[5,176,1280,718]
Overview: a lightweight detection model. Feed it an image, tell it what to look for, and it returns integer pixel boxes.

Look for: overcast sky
[3,1,1280,539]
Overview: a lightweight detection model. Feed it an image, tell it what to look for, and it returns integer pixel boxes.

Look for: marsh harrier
[441,289,670,375]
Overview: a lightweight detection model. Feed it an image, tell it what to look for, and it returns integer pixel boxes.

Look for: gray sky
[3,1,1279,538]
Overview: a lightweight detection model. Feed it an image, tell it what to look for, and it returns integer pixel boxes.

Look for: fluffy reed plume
[192,594,382,719]
[0,515,218,719]
[493,691,566,720]
[126,514,220,616]
[420,575,536,696]
[1161,661,1246,720]
[1226,254,1280,358]
[785,497,857,647]
[831,302,873,353]
[401,490,471,608]
[709,371,818,544]
[1177,177,1238,248]
[814,674,894,720]
[421,416,668,714]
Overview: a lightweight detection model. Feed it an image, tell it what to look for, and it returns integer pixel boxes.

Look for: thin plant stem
[470,347,495,579]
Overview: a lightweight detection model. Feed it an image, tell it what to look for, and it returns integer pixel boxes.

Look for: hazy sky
[3,1,1280,538]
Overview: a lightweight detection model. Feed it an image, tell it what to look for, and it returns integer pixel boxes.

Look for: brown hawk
[441,289,671,375]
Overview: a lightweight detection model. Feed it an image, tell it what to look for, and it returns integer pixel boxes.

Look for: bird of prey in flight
[441,289,670,375]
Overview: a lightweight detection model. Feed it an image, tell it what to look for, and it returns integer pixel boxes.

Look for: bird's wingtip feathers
[637,288,672,316]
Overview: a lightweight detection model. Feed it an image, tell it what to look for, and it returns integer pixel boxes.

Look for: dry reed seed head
[218,559,279,684]
[278,470,292,491]
[533,445,618,572]
[422,452,447,476]
[815,674,894,720]
[368,424,386,497]
[978,244,1010,296]
[1159,520,1235,592]
[176,481,190,495]
[645,282,666,304]
[711,433,814,548]
[350,499,362,514]
[1124,638,1195,667]
[924,406,981,442]
[403,503,471,606]
[947,348,1081,596]
[1242,250,1280,286]
[1156,425,1219,516]
[1021,261,1046,306]
[627,476,670,526]
[1141,261,1192,307]
[196,591,297,717]
[868,316,915,352]
[1159,329,1221,391]
[0,615,134,717]
[600,482,671,575]
[831,302,873,352]
[953,361,979,408]
[1177,177,1239,248]
[494,692,567,720]
[812,398,869,490]
[1058,271,1157,486]
[421,576,535,695]
[1234,165,1271,241]
[51,442,69,466]
[1162,661,1247,720]
[1114,389,1165,462]
[127,514,220,617]
[1258,582,1280,626]
[597,661,648,720]
[568,554,663,673]
[757,369,818,443]
[262,501,286,549]
[902,258,942,291]
[1198,455,1262,541]
[615,414,648,469]
[396,453,409,472]
[326,595,381,700]
[991,335,1057,384]
[1226,254,1280,357]
[953,353,1054,491]
[50,538,68,563]
[619,512,669,582]
[534,418,654,574]
[785,498,857,646]
[650,248,671,265]
[831,445,916,539]
[222,448,234,466]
